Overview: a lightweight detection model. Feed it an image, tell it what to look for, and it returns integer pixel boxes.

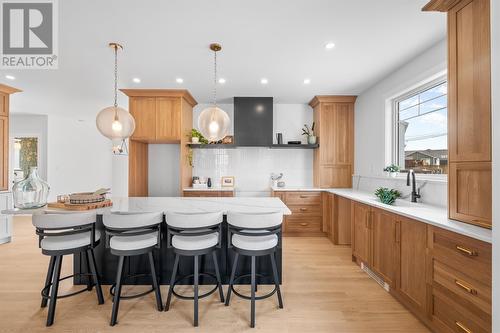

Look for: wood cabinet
[121,89,196,196]
[371,208,397,287]
[351,202,371,263]
[182,190,234,197]
[271,190,324,236]
[308,96,355,188]
[424,0,492,228]
[0,85,21,191]
[326,194,352,245]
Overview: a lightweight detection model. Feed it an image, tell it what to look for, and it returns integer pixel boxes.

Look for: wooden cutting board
[47,199,113,211]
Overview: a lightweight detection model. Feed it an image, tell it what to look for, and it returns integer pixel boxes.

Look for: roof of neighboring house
[405,149,448,160]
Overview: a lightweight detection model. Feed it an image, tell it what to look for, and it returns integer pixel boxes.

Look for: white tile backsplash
[193,148,313,196]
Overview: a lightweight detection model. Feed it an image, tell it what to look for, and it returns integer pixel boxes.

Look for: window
[394,79,447,175]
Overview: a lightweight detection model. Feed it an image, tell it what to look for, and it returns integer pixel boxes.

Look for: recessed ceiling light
[325,42,335,50]
[5,75,15,80]
[218,78,226,84]
[176,77,184,84]
[260,78,268,85]
[303,78,311,85]
[132,77,141,83]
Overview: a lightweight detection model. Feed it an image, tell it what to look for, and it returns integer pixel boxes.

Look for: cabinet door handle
[299,207,308,211]
[456,245,477,257]
[455,279,477,295]
[365,211,370,229]
[395,221,401,243]
[299,195,308,198]
[455,321,472,333]
[300,223,308,226]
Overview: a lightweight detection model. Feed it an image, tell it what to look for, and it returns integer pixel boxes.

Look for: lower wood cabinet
[182,190,234,197]
[325,194,352,245]
[351,202,371,263]
[371,208,397,287]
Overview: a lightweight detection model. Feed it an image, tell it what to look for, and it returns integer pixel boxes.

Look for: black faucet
[406,170,421,203]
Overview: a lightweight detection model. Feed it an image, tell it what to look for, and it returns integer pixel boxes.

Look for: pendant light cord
[114,46,118,108]
[213,49,217,107]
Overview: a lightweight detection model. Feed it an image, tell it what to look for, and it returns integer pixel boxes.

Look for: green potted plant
[302,122,316,144]
[374,187,402,205]
[190,129,208,144]
[383,164,400,178]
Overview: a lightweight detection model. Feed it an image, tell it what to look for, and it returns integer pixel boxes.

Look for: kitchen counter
[183,187,235,192]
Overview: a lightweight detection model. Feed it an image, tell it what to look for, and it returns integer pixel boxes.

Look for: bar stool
[102,212,164,326]
[32,211,104,326]
[225,211,284,328]
[164,211,225,327]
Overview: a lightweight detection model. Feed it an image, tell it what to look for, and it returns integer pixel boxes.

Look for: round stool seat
[41,230,101,251]
[110,231,158,251]
[232,230,278,251]
[172,231,219,251]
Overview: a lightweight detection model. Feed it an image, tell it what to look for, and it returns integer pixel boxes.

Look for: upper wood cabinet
[130,97,156,141]
[0,85,21,191]
[309,96,355,188]
[156,97,181,141]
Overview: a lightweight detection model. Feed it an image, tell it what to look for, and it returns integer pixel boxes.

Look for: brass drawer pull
[300,223,309,226]
[455,321,472,333]
[299,195,308,198]
[454,279,477,295]
[456,245,477,257]
[299,208,308,211]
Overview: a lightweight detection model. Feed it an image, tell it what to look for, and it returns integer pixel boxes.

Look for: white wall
[190,103,314,196]
[491,0,499,330]
[354,39,447,206]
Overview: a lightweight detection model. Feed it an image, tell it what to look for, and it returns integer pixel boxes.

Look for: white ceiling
[3,0,446,116]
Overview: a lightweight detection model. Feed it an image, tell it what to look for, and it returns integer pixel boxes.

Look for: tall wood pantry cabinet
[424,0,492,229]
[308,95,356,188]
[120,89,197,196]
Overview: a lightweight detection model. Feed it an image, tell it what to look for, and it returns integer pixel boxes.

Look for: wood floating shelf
[187,143,319,149]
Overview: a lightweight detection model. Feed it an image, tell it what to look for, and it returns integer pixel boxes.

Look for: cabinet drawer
[288,204,321,217]
[285,217,322,233]
[285,192,321,205]
[433,261,491,315]
[432,227,491,286]
[432,292,490,333]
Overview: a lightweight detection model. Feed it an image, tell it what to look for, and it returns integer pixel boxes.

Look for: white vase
[191,137,199,144]
[307,135,317,144]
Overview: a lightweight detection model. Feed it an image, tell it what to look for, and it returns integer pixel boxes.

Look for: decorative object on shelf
[287,141,301,145]
[302,122,316,144]
[207,177,212,188]
[197,43,230,142]
[190,128,208,144]
[270,173,283,188]
[277,181,286,188]
[276,133,283,145]
[96,42,136,155]
[221,176,235,187]
[12,167,50,209]
[383,164,400,178]
[222,135,233,144]
[374,187,402,205]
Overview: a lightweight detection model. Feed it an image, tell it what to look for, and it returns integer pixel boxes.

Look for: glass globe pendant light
[96,42,136,154]
[197,43,230,142]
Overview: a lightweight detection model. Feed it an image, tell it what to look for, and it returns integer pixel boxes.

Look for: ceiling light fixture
[261,78,268,85]
[5,75,15,80]
[176,77,184,84]
[95,42,136,155]
[218,78,226,84]
[325,42,335,50]
[132,77,141,83]
[303,78,311,85]
[197,43,230,142]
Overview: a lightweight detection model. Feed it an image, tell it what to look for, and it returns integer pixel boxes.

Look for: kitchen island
[74,197,291,286]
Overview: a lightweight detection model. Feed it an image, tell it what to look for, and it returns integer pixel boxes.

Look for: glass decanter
[12,167,50,209]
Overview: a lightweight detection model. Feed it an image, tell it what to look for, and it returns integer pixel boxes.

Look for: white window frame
[391,75,448,182]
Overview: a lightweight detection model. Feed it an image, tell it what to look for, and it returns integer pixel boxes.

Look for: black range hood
[233,97,273,147]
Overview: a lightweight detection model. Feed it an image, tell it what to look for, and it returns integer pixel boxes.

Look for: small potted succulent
[302,122,316,144]
[383,164,400,178]
[190,129,208,144]
[374,187,402,205]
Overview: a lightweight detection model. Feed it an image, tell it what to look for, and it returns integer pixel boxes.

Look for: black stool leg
[84,251,93,291]
[148,252,163,311]
[225,253,239,306]
[270,253,283,309]
[193,255,199,327]
[41,256,55,308]
[212,251,224,303]
[46,255,62,327]
[165,253,179,311]
[87,249,104,305]
[110,256,125,326]
[250,255,256,328]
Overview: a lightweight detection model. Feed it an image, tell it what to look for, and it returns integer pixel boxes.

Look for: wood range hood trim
[308,95,357,108]
[120,89,198,107]
[422,0,462,11]
[0,84,22,94]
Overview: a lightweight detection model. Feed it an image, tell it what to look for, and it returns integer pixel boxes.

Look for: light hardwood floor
[0,216,430,332]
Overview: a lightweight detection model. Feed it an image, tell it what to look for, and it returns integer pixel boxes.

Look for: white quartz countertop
[3,197,292,216]
[183,187,235,192]
[327,188,492,243]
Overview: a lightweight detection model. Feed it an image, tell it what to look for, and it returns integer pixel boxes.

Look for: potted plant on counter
[374,187,402,205]
[383,164,400,178]
[302,122,316,144]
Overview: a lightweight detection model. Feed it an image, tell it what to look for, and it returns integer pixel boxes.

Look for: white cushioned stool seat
[41,230,101,251]
[110,231,158,251]
[172,232,219,251]
[232,230,278,251]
